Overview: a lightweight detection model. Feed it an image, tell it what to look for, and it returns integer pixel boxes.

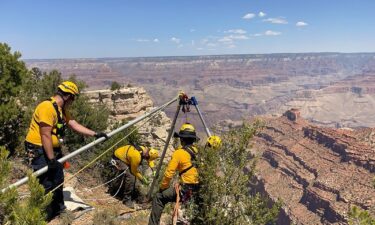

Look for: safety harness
[111,144,145,170]
[173,145,199,223]
[33,98,66,140]
[179,145,198,176]
[126,143,144,161]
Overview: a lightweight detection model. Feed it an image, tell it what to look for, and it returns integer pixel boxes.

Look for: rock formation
[83,87,173,156]
[253,110,375,224]
[25,53,375,130]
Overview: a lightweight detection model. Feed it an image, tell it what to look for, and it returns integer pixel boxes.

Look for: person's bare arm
[67,120,96,136]
[40,123,55,160]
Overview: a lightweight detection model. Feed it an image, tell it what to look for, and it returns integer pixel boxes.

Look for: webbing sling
[33,99,66,138]
[179,145,197,176]
[125,144,144,162]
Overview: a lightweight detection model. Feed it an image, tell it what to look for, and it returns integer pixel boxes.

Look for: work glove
[47,158,63,172]
[94,132,108,140]
[141,177,150,185]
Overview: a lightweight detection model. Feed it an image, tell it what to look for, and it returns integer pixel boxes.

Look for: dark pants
[25,142,65,220]
[148,184,199,225]
[110,158,136,203]
[123,167,136,203]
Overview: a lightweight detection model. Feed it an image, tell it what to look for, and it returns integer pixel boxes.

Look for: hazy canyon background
[25,53,375,131]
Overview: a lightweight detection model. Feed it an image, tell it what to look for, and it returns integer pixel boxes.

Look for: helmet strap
[57,90,72,108]
[181,138,194,146]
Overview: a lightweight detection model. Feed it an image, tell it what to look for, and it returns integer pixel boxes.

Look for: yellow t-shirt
[25,98,71,148]
[160,146,199,190]
[114,145,145,180]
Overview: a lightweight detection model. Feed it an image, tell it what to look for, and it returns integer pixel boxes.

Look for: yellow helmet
[58,81,79,96]
[142,147,158,168]
[206,135,222,149]
[174,123,199,140]
[148,148,159,161]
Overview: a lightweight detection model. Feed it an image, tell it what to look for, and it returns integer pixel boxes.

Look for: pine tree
[0,146,52,224]
[0,43,29,152]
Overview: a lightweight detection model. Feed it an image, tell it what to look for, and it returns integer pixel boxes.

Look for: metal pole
[2,96,178,193]
[191,96,211,137]
[147,103,181,198]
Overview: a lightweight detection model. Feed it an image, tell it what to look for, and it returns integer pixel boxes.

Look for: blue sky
[1,0,375,59]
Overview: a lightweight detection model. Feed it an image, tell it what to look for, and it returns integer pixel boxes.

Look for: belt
[25,141,62,157]
[181,183,199,190]
[25,141,42,150]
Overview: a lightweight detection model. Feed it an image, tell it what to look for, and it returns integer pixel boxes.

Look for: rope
[50,104,168,193]
[81,169,126,201]
[172,183,181,225]
[76,169,126,192]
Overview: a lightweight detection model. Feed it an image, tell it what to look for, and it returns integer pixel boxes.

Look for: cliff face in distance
[253,110,375,224]
[25,53,375,130]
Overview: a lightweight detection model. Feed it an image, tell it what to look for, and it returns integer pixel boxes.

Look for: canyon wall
[253,111,375,224]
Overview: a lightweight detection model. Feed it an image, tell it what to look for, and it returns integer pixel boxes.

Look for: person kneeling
[148,123,200,225]
[111,144,158,208]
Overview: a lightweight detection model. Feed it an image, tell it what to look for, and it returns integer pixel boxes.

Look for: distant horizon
[22,51,375,61]
[2,1,374,59]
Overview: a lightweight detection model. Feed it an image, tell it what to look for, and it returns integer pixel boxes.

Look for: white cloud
[265,30,281,36]
[218,34,248,43]
[230,35,248,40]
[170,37,181,44]
[243,13,256,19]
[153,38,159,43]
[225,29,247,34]
[197,47,203,51]
[190,28,195,32]
[178,44,183,48]
[217,34,249,44]
[258,12,266,17]
[206,43,217,47]
[201,38,209,44]
[227,44,236,49]
[136,39,150,42]
[296,21,308,27]
[253,33,263,37]
[191,40,195,46]
[263,17,288,24]
[218,36,233,43]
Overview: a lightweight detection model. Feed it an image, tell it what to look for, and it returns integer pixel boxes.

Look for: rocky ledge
[83,87,173,154]
[253,110,375,224]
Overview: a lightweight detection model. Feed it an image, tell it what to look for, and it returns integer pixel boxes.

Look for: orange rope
[172,183,181,225]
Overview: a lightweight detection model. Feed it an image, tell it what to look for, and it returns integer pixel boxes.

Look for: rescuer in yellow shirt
[149,123,200,225]
[112,144,159,208]
[25,81,108,220]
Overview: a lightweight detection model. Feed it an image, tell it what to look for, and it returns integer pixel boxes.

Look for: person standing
[111,144,159,208]
[148,123,200,225]
[25,81,108,220]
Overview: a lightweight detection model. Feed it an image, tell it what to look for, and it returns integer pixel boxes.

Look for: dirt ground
[44,171,148,225]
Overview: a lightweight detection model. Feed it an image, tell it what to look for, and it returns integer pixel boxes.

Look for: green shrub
[186,121,281,224]
[110,81,122,91]
[348,206,375,225]
[0,146,52,224]
[0,43,29,152]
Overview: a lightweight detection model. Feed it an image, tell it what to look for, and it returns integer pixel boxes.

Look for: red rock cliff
[253,112,375,224]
